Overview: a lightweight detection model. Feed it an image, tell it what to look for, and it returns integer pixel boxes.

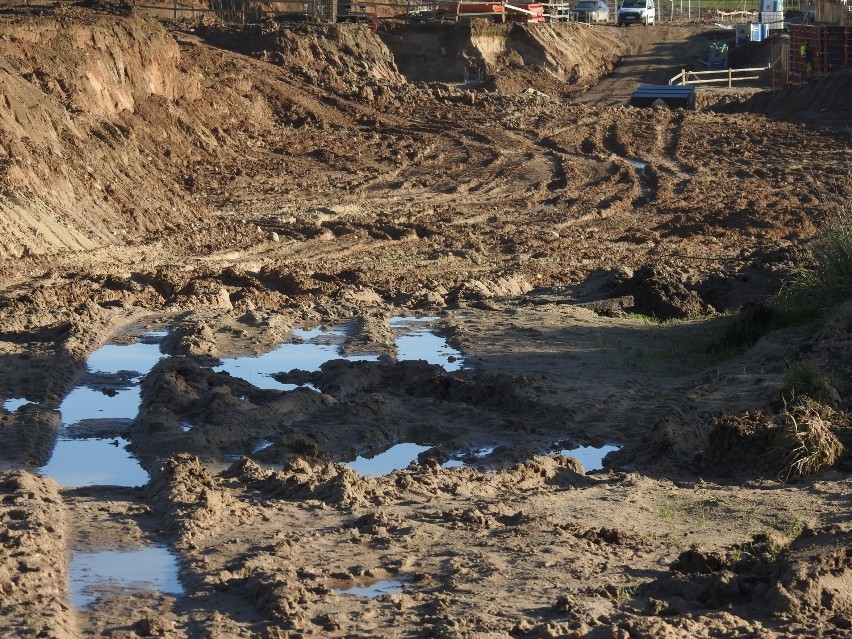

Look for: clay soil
[2,1,852,638]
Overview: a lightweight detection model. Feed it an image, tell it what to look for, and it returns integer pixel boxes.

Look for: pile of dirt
[381,20,625,94]
[636,525,852,637]
[736,66,852,115]
[0,472,74,639]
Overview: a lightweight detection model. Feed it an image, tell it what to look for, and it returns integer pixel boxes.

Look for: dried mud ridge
[2,2,852,639]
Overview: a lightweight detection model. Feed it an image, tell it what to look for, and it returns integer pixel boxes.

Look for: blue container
[750,23,766,41]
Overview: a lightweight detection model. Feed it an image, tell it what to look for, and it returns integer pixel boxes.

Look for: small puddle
[69,545,184,609]
[41,437,149,488]
[346,443,431,477]
[395,329,463,371]
[390,316,464,371]
[558,444,620,471]
[3,397,32,411]
[627,158,655,204]
[333,579,405,598]
[59,386,141,425]
[443,447,495,468]
[85,339,166,377]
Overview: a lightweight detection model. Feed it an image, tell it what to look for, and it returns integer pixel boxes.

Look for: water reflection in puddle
[346,443,430,477]
[3,397,32,412]
[86,339,165,378]
[395,330,463,371]
[69,545,184,609]
[41,437,148,488]
[39,331,166,487]
[333,580,405,598]
[390,316,463,371]
[215,318,464,390]
[558,445,620,471]
[629,159,648,170]
[59,387,141,425]
[442,447,495,468]
[214,327,378,391]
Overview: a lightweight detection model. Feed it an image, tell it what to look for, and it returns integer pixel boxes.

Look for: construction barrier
[778,24,852,87]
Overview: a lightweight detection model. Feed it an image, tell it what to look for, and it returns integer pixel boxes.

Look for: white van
[617,0,655,25]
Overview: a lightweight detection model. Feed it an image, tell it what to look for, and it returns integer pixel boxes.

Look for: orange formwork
[776,24,852,87]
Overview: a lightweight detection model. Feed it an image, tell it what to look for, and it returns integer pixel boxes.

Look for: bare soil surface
[1,2,852,638]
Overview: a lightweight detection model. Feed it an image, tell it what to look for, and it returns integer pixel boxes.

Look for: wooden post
[728,67,732,87]
[173,0,177,20]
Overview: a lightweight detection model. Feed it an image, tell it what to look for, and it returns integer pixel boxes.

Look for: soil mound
[736,66,852,115]
[382,20,625,93]
[0,8,410,261]
[617,264,712,320]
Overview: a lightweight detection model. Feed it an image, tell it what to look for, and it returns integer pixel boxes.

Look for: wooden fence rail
[669,65,770,87]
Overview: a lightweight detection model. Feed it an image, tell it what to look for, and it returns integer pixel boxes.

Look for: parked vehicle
[617,0,655,25]
[573,0,610,22]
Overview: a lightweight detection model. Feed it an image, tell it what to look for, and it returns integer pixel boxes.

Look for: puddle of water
[333,579,405,598]
[3,397,32,412]
[40,437,148,488]
[442,447,495,468]
[86,340,165,378]
[629,159,648,170]
[395,329,463,372]
[58,333,166,426]
[346,443,431,477]
[69,545,184,609]
[252,440,273,453]
[558,445,620,471]
[387,316,440,328]
[215,319,464,391]
[38,331,166,487]
[59,386,141,426]
[214,327,379,391]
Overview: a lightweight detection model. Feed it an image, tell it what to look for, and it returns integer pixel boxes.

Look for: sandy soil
[1,2,852,638]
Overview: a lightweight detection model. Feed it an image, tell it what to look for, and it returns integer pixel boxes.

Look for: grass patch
[783,360,840,405]
[777,228,852,315]
[773,397,845,482]
[714,228,852,350]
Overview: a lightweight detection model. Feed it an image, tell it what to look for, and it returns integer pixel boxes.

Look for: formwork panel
[787,24,851,84]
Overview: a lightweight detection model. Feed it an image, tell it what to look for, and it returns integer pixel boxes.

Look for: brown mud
[1,2,851,638]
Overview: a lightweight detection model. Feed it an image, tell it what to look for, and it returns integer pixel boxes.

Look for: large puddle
[215,317,464,389]
[38,331,168,488]
[39,319,466,486]
[69,545,184,609]
[213,325,378,391]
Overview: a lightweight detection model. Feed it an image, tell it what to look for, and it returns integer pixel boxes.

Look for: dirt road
[1,3,851,638]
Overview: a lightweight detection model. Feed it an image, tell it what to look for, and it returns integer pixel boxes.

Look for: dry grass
[774,398,846,482]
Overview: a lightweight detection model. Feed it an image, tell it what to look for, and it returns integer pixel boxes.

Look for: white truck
[617,0,655,25]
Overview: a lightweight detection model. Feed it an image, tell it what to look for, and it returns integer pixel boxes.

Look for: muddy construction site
[1,1,852,638]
